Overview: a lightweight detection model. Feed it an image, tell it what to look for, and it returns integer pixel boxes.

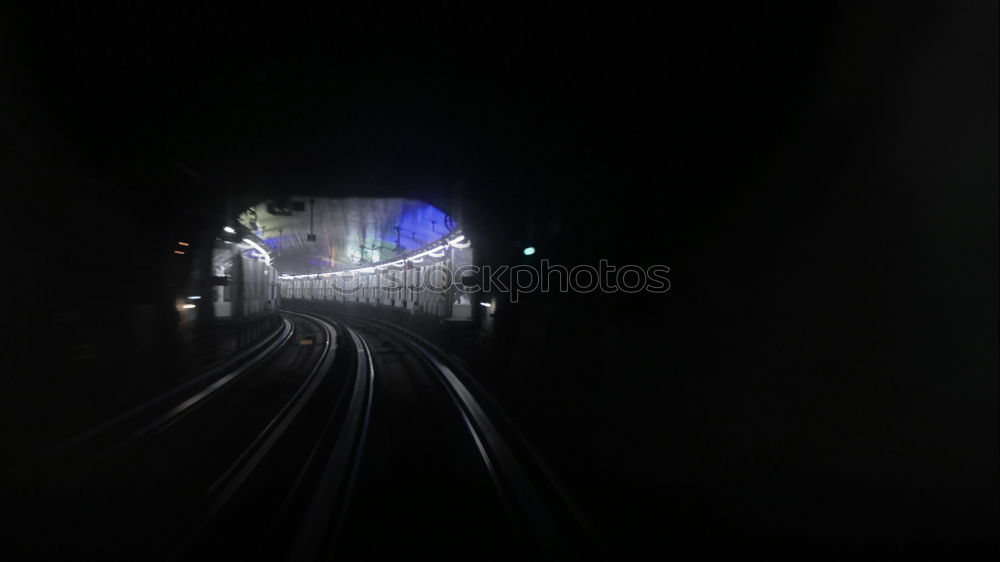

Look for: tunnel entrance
[237,197,475,322]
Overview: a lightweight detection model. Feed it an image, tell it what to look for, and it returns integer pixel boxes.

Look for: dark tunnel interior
[1,3,997,560]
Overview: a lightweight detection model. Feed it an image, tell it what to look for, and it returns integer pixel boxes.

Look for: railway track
[287,308,605,561]
[3,309,602,560]
[5,316,295,488]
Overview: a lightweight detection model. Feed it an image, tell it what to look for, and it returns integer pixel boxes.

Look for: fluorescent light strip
[242,238,272,265]
[278,233,469,278]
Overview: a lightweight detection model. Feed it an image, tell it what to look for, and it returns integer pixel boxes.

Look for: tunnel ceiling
[238,197,458,275]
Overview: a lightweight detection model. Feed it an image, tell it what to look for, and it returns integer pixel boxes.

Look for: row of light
[241,238,272,265]
[222,224,274,265]
[280,234,470,280]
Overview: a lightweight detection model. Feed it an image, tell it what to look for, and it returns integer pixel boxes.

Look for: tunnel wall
[279,245,475,321]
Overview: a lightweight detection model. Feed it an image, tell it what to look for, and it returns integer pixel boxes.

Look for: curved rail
[288,324,374,560]
[347,316,561,554]
[309,310,608,559]
[176,311,344,550]
[9,317,295,485]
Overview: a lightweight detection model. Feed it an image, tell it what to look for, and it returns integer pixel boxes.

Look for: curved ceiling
[239,197,458,274]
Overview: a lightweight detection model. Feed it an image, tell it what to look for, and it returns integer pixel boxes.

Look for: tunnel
[2,3,997,561]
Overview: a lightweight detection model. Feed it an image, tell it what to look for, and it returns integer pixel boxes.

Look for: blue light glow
[380,201,453,253]
[523,246,536,256]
